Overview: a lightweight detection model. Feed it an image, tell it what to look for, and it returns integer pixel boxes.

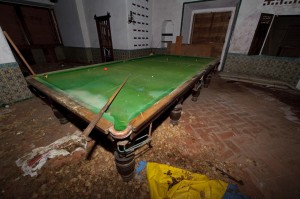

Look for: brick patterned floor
[2,73,298,198]
[180,75,300,198]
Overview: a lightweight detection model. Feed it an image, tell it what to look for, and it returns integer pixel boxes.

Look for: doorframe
[94,12,114,62]
[188,7,235,70]
[180,0,242,71]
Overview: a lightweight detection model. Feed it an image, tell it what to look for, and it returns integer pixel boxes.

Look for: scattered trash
[16,131,23,135]
[144,161,248,199]
[16,131,86,177]
[135,161,147,181]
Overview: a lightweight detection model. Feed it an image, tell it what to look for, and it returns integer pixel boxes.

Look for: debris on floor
[16,130,86,177]
[1,75,299,198]
[0,105,13,119]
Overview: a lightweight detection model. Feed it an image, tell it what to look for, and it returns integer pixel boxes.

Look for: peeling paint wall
[229,0,300,54]
[225,1,300,89]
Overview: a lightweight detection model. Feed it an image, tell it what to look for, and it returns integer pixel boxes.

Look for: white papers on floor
[16,130,87,177]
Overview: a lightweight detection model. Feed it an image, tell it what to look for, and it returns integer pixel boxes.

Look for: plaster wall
[54,0,86,47]
[82,0,129,49]
[181,5,192,44]
[76,0,91,47]
[0,27,16,64]
[127,0,152,49]
[152,0,194,48]
[229,0,300,54]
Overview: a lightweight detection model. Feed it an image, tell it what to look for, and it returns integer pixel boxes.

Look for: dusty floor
[0,74,300,199]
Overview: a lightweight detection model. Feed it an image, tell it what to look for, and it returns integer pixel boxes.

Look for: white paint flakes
[16,131,86,177]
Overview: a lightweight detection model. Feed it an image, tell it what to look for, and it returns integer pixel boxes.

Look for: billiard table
[26,54,219,180]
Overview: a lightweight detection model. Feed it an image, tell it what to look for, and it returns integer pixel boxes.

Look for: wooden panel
[181,44,212,57]
[191,13,213,43]
[20,6,59,45]
[167,43,176,54]
[210,12,231,43]
[0,4,28,46]
[175,36,182,55]
[95,13,114,62]
[168,42,214,57]
[191,12,231,45]
[211,43,224,57]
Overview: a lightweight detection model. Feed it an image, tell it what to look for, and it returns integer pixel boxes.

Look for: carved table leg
[170,103,182,125]
[204,73,212,88]
[114,150,135,182]
[191,80,202,101]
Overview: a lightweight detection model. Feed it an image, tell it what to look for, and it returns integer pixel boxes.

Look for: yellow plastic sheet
[147,162,228,199]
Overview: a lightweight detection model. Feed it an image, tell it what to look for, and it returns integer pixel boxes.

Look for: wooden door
[94,13,114,62]
[190,11,231,57]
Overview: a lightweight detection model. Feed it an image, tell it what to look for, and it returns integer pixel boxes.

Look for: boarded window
[190,12,231,44]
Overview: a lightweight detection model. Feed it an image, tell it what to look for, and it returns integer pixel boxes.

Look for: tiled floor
[180,75,300,198]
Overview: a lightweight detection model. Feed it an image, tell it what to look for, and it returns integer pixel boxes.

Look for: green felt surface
[34,55,214,130]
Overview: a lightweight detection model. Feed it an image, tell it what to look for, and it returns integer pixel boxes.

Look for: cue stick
[83,76,129,138]
[3,31,36,75]
[84,76,129,159]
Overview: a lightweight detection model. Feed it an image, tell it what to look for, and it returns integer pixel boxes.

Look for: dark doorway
[262,15,300,58]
